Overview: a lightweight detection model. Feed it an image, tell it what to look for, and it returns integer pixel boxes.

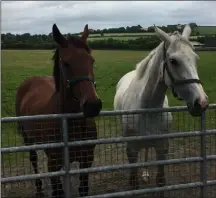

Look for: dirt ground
[2,134,216,198]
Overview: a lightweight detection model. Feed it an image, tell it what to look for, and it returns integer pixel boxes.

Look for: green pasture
[2,50,216,115]
[195,26,216,35]
[81,25,216,41]
[84,34,201,41]
[80,32,156,38]
[88,35,199,41]
[88,36,141,41]
[83,32,156,41]
[81,26,216,40]
[82,25,216,38]
[2,50,216,164]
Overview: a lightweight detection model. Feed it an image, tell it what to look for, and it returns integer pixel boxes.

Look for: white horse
[114,24,209,197]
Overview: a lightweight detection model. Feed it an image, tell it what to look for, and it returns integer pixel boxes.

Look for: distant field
[88,36,141,41]
[82,32,156,41]
[80,25,216,41]
[195,26,216,35]
[87,34,200,41]
[81,32,156,37]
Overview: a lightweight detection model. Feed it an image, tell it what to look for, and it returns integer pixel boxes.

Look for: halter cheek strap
[59,58,97,101]
[162,43,202,100]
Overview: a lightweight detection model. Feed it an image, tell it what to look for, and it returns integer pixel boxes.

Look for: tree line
[2,35,209,51]
[85,23,199,35]
[2,22,216,50]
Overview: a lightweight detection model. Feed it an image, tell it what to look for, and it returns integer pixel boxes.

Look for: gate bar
[62,118,71,198]
[2,155,216,184]
[200,111,207,198]
[2,104,216,122]
[83,180,216,198]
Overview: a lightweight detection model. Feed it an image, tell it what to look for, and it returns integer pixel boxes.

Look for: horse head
[52,24,102,117]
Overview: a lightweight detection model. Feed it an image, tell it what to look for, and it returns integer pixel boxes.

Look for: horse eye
[169,58,178,66]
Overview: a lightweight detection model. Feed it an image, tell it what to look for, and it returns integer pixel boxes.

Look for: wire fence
[1,105,216,198]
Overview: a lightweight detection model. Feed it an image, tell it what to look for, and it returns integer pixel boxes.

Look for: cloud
[2,1,216,34]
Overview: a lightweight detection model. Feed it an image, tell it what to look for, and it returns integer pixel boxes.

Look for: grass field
[88,36,141,41]
[195,26,216,35]
[2,50,216,197]
[82,33,155,41]
[2,50,216,116]
[80,32,156,38]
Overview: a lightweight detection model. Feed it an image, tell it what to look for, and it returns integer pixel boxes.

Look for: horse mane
[171,31,199,58]
[135,46,158,80]
[52,36,91,92]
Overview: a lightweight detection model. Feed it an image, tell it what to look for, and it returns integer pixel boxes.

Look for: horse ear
[52,24,67,47]
[182,24,191,40]
[154,25,171,45]
[81,24,89,42]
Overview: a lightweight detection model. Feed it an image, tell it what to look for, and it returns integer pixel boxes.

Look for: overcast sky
[2,1,216,35]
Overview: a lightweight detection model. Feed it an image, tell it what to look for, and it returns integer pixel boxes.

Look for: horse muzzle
[187,98,209,117]
[83,99,102,117]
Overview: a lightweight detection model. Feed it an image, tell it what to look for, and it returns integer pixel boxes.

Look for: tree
[147,26,154,32]
[189,23,198,29]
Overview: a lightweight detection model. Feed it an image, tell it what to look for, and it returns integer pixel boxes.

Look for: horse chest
[121,112,171,136]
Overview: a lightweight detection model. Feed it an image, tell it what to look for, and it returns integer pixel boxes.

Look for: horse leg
[47,151,64,198]
[126,145,139,189]
[155,139,169,198]
[22,131,42,194]
[78,148,95,197]
[30,150,43,194]
[142,147,150,183]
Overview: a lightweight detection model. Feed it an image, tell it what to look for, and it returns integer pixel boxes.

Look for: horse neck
[139,42,168,108]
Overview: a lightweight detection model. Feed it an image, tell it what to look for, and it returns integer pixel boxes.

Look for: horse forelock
[68,36,91,53]
[171,32,194,49]
[170,33,199,58]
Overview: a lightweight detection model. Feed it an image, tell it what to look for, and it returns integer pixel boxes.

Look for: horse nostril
[83,99,102,117]
[194,97,209,110]
[188,98,208,117]
[194,99,201,109]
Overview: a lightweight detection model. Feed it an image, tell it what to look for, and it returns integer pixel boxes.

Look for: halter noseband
[67,76,96,89]
[162,43,202,100]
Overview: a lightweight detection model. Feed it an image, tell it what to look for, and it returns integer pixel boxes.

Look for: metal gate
[1,105,216,198]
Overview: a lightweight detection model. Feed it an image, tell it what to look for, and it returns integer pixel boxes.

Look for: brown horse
[15,24,102,198]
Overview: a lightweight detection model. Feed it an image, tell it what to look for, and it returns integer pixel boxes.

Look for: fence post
[200,111,207,198]
[62,117,71,198]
